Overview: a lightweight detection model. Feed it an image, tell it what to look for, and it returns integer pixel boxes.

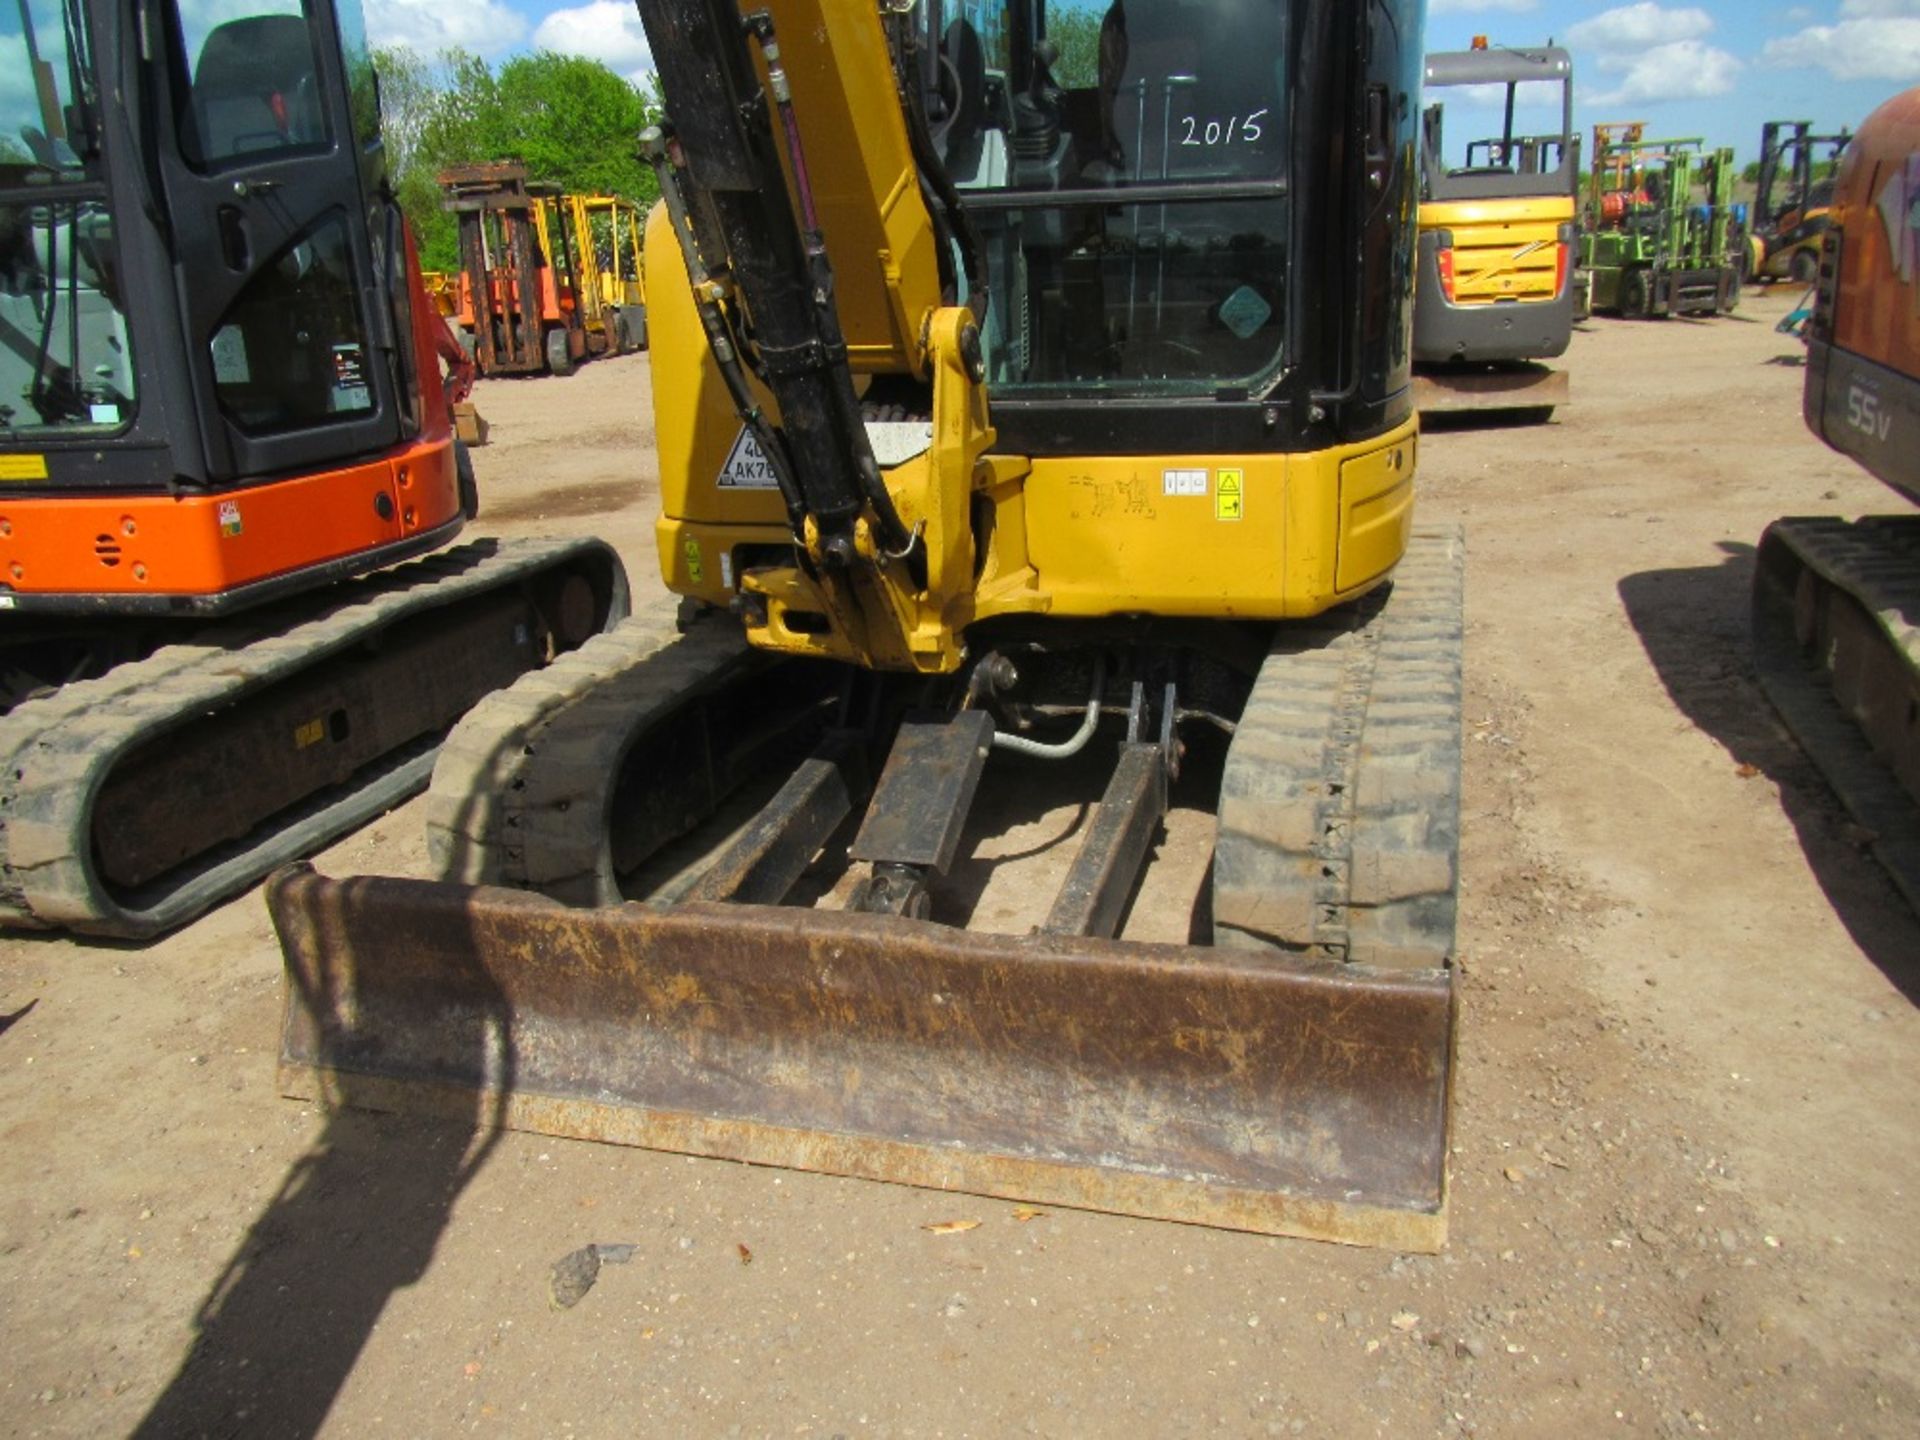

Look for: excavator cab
[0,0,460,634]
[925,0,1289,392]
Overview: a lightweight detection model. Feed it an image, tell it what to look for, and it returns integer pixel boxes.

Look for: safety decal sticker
[330,344,372,412]
[210,325,249,385]
[1215,468,1243,521]
[219,500,243,537]
[718,427,780,488]
[1218,285,1272,340]
[0,454,48,481]
[1163,468,1208,497]
[1876,152,1920,286]
[683,535,705,583]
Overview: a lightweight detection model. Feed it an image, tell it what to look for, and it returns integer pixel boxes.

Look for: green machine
[1577,122,1741,318]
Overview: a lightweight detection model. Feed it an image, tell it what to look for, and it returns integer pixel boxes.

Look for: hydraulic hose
[991,656,1105,759]
[885,4,990,323]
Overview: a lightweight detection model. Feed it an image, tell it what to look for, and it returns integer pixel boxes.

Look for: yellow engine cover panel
[1420,196,1572,306]
[1337,434,1417,593]
[1018,425,1417,621]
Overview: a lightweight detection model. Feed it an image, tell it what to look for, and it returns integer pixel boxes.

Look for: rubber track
[1213,526,1464,969]
[1753,515,1920,914]
[427,606,755,907]
[0,537,625,939]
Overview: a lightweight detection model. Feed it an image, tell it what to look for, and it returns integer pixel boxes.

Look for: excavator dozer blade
[270,866,1454,1250]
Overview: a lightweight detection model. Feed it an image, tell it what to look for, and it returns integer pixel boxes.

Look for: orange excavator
[0,0,626,936]
[1755,86,1920,911]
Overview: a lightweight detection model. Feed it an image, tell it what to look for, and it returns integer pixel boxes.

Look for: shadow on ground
[1421,407,1558,434]
[132,884,509,1440]
[1618,541,1920,1000]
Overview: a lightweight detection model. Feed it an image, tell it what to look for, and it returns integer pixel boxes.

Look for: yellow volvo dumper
[1413,42,1576,420]
[271,0,1463,1248]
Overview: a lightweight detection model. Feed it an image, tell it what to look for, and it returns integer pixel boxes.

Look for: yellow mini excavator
[270,0,1461,1248]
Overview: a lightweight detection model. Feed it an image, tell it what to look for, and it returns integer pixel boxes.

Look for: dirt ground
[4,287,1918,1439]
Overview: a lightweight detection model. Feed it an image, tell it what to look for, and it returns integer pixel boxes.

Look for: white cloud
[1586,38,1743,104]
[1428,0,1539,12]
[366,0,528,58]
[1764,17,1920,79]
[532,1,654,86]
[1563,6,1740,106]
[1565,3,1715,50]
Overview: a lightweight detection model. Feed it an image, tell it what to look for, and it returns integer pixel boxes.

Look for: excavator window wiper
[55,0,98,162]
[4,0,98,179]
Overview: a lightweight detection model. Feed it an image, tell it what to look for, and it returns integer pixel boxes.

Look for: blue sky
[363,1,1920,163]
[1427,1,1919,154]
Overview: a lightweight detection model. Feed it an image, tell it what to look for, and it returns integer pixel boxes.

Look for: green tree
[488,53,658,201]
[371,45,437,180]
[1045,7,1104,90]
[380,49,660,271]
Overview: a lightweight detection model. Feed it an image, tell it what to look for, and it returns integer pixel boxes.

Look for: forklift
[1747,120,1850,285]
[1578,123,1741,319]
[440,163,642,376]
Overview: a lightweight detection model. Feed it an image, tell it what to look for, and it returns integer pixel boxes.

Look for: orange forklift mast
[441,161,589,377]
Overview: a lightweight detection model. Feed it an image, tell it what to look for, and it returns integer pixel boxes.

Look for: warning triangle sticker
[717,427,779,488]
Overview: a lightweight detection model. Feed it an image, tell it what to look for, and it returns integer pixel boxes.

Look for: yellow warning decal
[683,536,705,584]
[0,454,49,481]
[293,717,325,750]
[1215,468,1243,521]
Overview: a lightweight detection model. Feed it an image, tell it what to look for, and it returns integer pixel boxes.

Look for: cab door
[150,0,402,484]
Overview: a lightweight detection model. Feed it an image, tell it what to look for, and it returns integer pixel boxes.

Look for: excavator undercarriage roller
[0,538,627,938]
[1753,515,1920,911]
